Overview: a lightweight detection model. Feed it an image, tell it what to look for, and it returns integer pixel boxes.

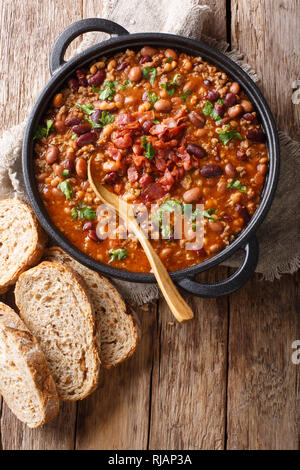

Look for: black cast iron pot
[22,18,280,297]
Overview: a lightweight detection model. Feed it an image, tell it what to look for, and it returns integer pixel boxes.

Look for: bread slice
[0,302,59,427]
[0,198,47,294]
[15,261,99,401]
[44,247,141,368]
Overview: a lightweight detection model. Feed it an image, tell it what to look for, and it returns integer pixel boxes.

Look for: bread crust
[44,247,141,368]
[0,199,47,294]
[15,261,100,401]
[0,302,59,427]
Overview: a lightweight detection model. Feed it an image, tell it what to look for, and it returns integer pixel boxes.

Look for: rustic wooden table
[0,0,299,451]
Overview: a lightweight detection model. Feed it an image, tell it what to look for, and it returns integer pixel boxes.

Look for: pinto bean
[183,187,202,203]
[200,164,223,178]
[128,66,142,81]
[75,158,87,179]
[45,145,59,164]
[183,81,197,92]
[188,111,205,128]
[241,99,253,113]
[257,163,267,175]
[141,46,157,57]
[53,163,63,177]
[230,82,240,94]
[208,221,224,233]
[186,143,207,158]
[225,162,236,178]
[165,49,177,60]
[160,247,173,259]
[54,120,65,133]
[53,93,64,107]
[154,99,172,112]
[228,104,243,118]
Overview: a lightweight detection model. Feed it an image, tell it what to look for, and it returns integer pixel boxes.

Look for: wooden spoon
[88,156,194,323]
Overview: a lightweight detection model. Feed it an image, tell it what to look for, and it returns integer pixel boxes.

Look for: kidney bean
[76,69,87,86]
[88,230,99,242]
[165,48,177,60]
[76,132,98,147]
[225,162,236,178]
[216,117,230,127]
[195,248,206,257]
[104,171,119,184]
[208,221,224,233]
[206,90,220,102]
[241,99,253,113]
[140,56,152,64]
[228,104,243,118]
[128,66,142,81]
[73,123,92,135]
[183,187,202,203]
[204,79,212,87]
[200,164,223,178]
[186,143,207,158]
[214,103,225,117]
[236,149,247,161]
[154,99,172,112]
[236,204,251,223]
[142,119,154,133]
[116,61,129,71]
[65,117,82,127]
[188,111,205,128]
[224,92,236,108]
[141,46,157,57]
[87,110,100,126]
[246,128,266,142]
[83,221,93,231]
[242,113,255,122]
[67,78,79,91]
[87,69,106,87]
[75,158,87,179]
[230,82,240,94]
[160,247,173,259]
[45,145,59,164]
[64,159,74,173]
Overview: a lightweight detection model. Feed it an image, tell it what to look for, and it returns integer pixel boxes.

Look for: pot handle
[176,236,259,298]
[50,18,129,75]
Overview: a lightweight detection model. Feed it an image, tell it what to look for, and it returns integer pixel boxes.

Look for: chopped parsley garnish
[119,79,132,91]
[109,248,128,263]
[226,180,247,193]
[59,180,73,200]
[99,81,118,100]
[153,119,160,124]
[156,200,182,238]
[34,120,53,140]
[62,169,70,178]
[165,56,173,63]
[147,92,160,107]
[75,103,94,115]
[217,127,242,145]
[202,100,222,121]
[71,134,77,140]
[143,67,157,85]
[87,110,114,128]
[180,90,192,102]
[141,136,154,160]
[199,208,217,221]
[161,74,180,96]
[71,202,96,220]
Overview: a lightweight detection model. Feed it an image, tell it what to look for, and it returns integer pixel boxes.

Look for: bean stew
[34,46,268,273]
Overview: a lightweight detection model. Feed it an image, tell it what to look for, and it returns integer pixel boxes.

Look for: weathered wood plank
[149,268,229,450]
[231,0,300,140]
[0,0,82,450]
[75,303,157,450]
[227,272,300,450]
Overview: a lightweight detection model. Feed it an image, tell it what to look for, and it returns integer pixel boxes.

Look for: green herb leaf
[87,110,114,128]
[71,202,96,220]
[92,85,100,93]
[75,103,94,115]
[165,57,173,63]
[200,208,217,221]
[109,248,128,263]
[99,81,118,101]
[143,67,157,85]
[62,169,69,178]
[217,128,242,145]
[34,120,54,140]
[147,92,160,107]
[141,136,154,160]
[152,119,160,124]
[180,90,192,102]
[161,83,176,96]
[202,100,222,121]
[59,181,73,200]
[71,134,77,140]
[226,180,247,193]
[119,79,132,91]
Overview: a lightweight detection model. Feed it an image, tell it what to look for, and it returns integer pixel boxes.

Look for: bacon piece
[159,168,175,190]
[107,146,122,161]
[133,155,147,167]
[150,123,168,137]
[127,166,139,182]
[154,156,167,172]
[139,173,152,187]
[141,182,167,202]
[113,133,133,149]
[115,113,135,125]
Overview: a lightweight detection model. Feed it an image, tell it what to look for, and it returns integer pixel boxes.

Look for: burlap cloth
[0,1,299,304]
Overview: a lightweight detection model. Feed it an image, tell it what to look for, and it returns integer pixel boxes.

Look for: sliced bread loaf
[15,261,99,401]
[44,247,141,368]
[0,302,59,427]
[0,199,47,294]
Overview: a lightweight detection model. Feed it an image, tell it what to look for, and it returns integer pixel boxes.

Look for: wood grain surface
[0,0,299,451]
